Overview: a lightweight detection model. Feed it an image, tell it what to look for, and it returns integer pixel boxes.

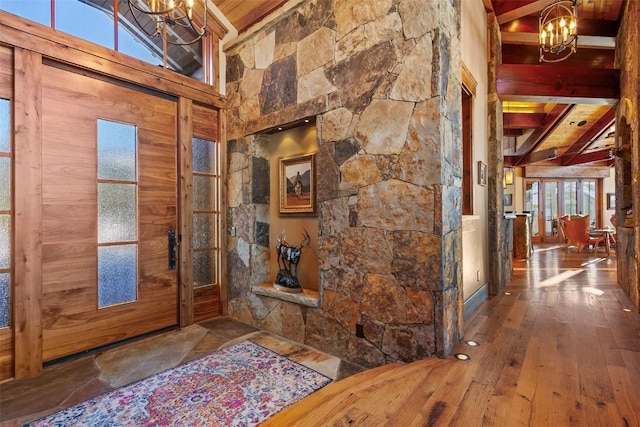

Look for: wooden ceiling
[488,0,623,169]
[214,0,623,169]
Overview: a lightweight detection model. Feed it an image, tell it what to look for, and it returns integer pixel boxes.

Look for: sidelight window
[97,119,138,308]
[0,98,10,327]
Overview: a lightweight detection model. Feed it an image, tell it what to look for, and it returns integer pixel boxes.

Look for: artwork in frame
[606,192,615,210]
[503,193,513,206]
[478,161,487,186]
[279,153,316,215]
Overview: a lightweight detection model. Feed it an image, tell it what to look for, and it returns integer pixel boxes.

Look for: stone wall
[225,0,463,366]
[615,0,640,311]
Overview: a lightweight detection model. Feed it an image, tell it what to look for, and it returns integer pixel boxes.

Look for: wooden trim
[461,62,477,97]
[0,11,226,108]
[179,97,194,327]
[13,48,43,379]
[218,109,228,316]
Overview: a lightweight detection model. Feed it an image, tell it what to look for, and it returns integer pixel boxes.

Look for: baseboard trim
[463,283,489,320]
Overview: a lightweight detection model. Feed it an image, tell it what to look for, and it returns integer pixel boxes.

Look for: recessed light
[277,127,283,131]
[454,353,471,361]
[623,308,632,312]
[304,119,310,123]
[505,292,512,295]
[465,340,480,347]
[577,120,587,127]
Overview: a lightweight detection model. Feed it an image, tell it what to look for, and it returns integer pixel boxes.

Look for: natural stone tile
[382,323,436,362]
[390,34,432,102]
[335,359,366,381]
[229,151,248,173]
[322,288,360,331]
[321,108,353,142]
[259,55,297,115]
[239,41,256,69]
[334,137,361,165]
[251,156,270,204]
[346,335,387,368]
[60,378,113,408]
[198,316,259,340]
[335,26,366,62]
[357,179,434,231]
[399,0,438,39]
[305,308,350,358]
[354,99,414,155]
[256,221,269,247]
[318,234,341,270]
[228,169,244,208]
[361,273,425,324]
[392,230,442,291]
[297,27,336,76]
[341,227,393,274]
[238,96,261,123]
[361,314,385,347]
[322,267,363,303]
[259,301,305,343]
[319,196,349,236]
[339,154,382,190]
[326,42,396,114]
[255,31,276,69]
[226,53,244,83]
[298,68,337,104]
[237,237,250,266]
[239,68,265,100]
[363,11,402,47]
[316,140,339,202]
[333,0,393,38]
[95,325,209,388]
[250,244,270,284]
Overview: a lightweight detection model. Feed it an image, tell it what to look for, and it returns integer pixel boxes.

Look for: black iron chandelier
[128,0,208,46]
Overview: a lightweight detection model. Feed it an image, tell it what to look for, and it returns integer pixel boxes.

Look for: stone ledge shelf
[252,284,320,308]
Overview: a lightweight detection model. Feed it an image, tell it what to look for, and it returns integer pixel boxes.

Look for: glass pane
[193,250,214,287]
[0,157,9,211]
[563,181,578,215]
[98,244,137,308]
[0,273,9,328]
[0,0,51,27]
[193,138,217,174]
[98,120,136,181]
[582,181,596,227]
[193,213,216,249]
[98,183,137,243]
[193,175,216,211]
[0,98,9,152]
[117,24,163,67]
[0,215,8,269]
[544,182,558,236]
[525,181,539,237]
[56,1,114,49]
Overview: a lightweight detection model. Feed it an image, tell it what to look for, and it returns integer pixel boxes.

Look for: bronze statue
[274,230,310,292]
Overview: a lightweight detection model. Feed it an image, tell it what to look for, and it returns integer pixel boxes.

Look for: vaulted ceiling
[215,0,622,168]
[486,0,623,168]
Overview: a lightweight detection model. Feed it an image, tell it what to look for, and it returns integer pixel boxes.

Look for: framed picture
[606,192,615,210]
[279,153,316,215]
[478,161,487,186]
[503,193,513,206]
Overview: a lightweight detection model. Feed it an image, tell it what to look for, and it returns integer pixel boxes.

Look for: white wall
[461,0,489,302]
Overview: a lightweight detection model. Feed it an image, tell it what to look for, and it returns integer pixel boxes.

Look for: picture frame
[478,161,487,186]
[606,192,615,210]
[503,193,513,206]
[279,153,316,215]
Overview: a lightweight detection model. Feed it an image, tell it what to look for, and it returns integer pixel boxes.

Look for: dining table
[589,227,616,256]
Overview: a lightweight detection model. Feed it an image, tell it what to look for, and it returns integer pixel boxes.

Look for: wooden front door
[40,64,178,362]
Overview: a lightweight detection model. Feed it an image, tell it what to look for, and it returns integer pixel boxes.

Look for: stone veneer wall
[615,0,640,311]
[225,0,463,366]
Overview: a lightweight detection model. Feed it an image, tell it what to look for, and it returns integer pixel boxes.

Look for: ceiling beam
[496,0,556,24]
[504,112,546,128]
[497,64,620,104]
[559,106,616,165]
[563,149,613,166]
[500,32,616,49]
[513,103,574,157]
[500,17,620,38]
[505,147,559,167]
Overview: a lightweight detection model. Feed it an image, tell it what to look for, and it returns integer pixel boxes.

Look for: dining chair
[561,215,605,253]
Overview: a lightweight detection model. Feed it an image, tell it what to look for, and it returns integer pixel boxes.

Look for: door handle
[168,230,179,270]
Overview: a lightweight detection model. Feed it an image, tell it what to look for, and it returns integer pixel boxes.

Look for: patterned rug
[27,340,331,426]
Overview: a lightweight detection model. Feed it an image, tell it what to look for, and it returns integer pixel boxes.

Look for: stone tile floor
[0,317,365,426]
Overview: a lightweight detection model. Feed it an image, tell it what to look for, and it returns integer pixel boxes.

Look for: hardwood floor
[263,245,640,426]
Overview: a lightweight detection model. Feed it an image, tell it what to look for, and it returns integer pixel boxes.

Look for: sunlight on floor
[537,268,585,288]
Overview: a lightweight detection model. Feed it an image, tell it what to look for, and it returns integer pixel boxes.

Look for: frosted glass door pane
[98,183,137,243]
[193,138,216,174]
[193,176,216,211]
[98,245,137,307]
[0,157,9,210]
[193,251,213,287]
[0,273,8,327]
[0,99,9,152]
[97,120,136,181]
[0,215,8,269]
[193,214,216,249]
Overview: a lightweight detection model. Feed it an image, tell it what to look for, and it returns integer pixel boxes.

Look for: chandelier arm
[128,1,162,38]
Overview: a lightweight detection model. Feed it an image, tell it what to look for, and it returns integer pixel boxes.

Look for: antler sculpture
[274,230,311,292]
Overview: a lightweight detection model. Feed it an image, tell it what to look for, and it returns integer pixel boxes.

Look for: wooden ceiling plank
[500,17,621,37]
[497,64,620,104]
[504,112,546,128]
[500,32,616,49]
[513,103,574,159]
[559,107,616,165]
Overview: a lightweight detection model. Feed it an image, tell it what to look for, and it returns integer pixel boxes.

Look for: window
[97,119,138,307]
[192,137,220,288]
[0,98,10,327]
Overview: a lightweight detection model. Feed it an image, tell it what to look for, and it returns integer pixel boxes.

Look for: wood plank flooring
[263,245,640,426]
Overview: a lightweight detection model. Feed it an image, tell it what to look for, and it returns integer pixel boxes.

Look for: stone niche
[225,0,464,367]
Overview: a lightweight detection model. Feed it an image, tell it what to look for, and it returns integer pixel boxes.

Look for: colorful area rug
[27,340,331,426]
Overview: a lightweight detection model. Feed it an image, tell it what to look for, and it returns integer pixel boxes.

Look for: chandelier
[539,0,578,63]
[128,0,208,46]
